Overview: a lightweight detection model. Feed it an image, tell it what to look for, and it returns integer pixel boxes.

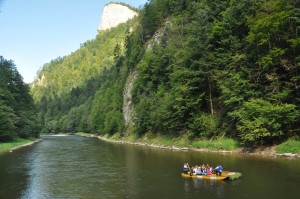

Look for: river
[0,135,299,199]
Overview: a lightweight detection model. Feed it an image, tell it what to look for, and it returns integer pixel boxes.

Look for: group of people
[183,163,223,176]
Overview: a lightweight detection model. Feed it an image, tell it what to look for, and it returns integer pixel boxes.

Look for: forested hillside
[0,56,40,141]
[32,0,300,145]
[32,19,136,135]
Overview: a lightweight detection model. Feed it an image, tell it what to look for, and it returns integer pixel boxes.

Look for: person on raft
[183,163,190,174]
[206,164,212,175]
[215,164,223,176]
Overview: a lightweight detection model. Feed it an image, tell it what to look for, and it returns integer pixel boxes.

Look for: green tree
[0,56,40,141]
[0,102,16,141]
[230,99,298,144]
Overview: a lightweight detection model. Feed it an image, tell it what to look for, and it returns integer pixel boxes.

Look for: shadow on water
[0,135,300,199]
[0,145,34,198]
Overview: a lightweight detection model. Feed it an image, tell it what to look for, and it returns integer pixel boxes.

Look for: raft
[181,171,240,181]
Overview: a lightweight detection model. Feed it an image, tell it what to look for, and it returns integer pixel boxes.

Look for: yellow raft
[181,171,238,181]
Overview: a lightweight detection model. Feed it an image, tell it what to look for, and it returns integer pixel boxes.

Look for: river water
[0,135,300,199]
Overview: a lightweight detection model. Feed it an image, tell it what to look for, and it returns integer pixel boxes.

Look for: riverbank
[0,138,41,153]
[74,132,300,158]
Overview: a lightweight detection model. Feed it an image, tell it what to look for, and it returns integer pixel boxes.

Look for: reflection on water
[20,136,131,199]
[182,177,226,198]
[0,135,300,199]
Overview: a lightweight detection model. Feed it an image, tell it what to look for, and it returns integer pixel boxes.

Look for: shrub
[229,99,298,144]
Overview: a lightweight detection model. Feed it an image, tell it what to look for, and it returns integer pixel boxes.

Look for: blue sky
[0,0,147,83]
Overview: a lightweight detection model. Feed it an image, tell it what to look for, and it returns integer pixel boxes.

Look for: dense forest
[32,0,300,146]
[0,56,40,141]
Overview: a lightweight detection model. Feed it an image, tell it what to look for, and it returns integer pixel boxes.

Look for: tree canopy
[0,56,40,141]
[31,0,300,145]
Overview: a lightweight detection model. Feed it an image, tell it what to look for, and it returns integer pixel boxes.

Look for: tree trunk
[208,76,214,115]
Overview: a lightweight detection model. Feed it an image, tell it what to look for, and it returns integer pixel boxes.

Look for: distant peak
[98,3,138,31]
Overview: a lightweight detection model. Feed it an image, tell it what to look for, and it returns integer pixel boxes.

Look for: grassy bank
[191,138,240,151]
[75,132,240,151]
[0,138,39,153]
[74,132,300,157]
[276,140,300,154]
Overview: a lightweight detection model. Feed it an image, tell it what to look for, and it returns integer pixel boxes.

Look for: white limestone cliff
[98,3,138,31]
[123,70,137,126]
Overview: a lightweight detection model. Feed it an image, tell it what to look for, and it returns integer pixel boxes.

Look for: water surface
[0,135,299,199]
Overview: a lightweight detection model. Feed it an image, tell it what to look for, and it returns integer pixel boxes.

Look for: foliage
[31,0,300,146]
[0,56,40,141]
[91,66,126,135]
[229,172,242,181]
[139,132,191,148]
[191,138,240,151]
[0,103,16,140]
[106,2,141,12]
[189,113,219,138]
[32,20,135,134]
[276,139,300,154]
[230,99,298,144]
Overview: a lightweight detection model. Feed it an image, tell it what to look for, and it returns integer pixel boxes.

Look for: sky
[0,0,147,83]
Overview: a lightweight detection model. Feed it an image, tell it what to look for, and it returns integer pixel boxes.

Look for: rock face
[123,70,137,126]
[98,3,138,31]
[32,74,46,88]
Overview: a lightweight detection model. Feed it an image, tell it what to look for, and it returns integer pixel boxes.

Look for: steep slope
[32,0,299,146]
[31,4,138,134]
[127,0,299,145]
[32,3,138,101]
[123,70,137,126]
[32,24,125,99]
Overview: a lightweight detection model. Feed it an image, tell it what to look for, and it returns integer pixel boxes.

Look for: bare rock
[98,3,138,31]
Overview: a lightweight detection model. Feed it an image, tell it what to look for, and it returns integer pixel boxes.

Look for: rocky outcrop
[123,70,137,126]
[98,3,138,31]
[147,20,172,50]
[32,74,46,88]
